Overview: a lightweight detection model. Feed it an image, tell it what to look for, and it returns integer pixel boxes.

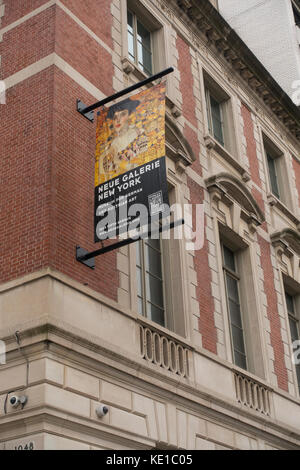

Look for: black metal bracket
[76,67,174,123]
[76,246,96,269]
[76,218,184,269]
[77,99,94,123]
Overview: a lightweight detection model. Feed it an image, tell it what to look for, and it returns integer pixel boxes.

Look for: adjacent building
[218,0,300,102]
[1,0,300,450]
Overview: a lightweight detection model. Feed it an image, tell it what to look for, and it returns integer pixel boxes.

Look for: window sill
[121,57,182,119]
[204,134,250,182]
[267,193,300,226]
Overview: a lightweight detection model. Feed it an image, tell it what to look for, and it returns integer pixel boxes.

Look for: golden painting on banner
[95,83,166,186]
[94,83,169,241]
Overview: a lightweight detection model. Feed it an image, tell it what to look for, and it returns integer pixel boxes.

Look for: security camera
[96,404,109,418]
[9,395,27,408]
[10,395,20,407]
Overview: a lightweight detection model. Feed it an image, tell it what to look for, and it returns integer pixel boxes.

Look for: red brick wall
[0,0,118,300]
[0,69,54,282]
[50,68,118,300]
[60,0,113,49]
[241,104,268,232]
[258,236,288,391]
[176,35,202,176]
[1,0,50,27]
[0,7,56,79]
[188,178,217,354]
[241,104,261,188]
[55,6,114,96]
[177,35,215,351]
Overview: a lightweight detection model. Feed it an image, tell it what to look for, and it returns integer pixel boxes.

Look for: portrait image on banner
[94,82,169,241]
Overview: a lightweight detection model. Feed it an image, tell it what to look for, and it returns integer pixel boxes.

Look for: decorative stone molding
[267,193,278,207]
[121,57,135,74]
[267,193,300,226]
[165,114,196,169]
[271,229,300,255]
[138,322,190,378]
[171,104,182,118]
[271,229,300,282]
[174,0,300,141]
[204,134,250,179]
[204,134,216,150]
[242,171,251,183]
[205,172,265,232]
[234,371,271,416]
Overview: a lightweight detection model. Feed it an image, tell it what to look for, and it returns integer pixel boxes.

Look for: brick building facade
[0,0,300,450]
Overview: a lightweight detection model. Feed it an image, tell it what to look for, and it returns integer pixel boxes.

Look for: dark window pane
[137,20,152,74]
[147,302,165,326]
[145,245,162,278]
[231,324,246,355]
[146,238,161,251]
[206,92,212,135]
[228,299,243,328]
[296,365,300,392]
[289,316,299,344]
[267,154,280,199]
[127,10,133,29]
[137,236,165,327]
[210,95,224,146]
[137,20,151,50]
[146,273,164,308]
[285,292,295,314]
[226,274,239,303]
[234,350,247,370]
[223,245,235,271]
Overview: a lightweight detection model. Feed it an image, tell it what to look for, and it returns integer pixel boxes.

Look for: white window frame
[199,66,241,161]
[261,130,296,213]
[282,280,300,397]
[129,174,190,339]
[127,8,153,76]
[222,243,248,371]
[214,219,268,379]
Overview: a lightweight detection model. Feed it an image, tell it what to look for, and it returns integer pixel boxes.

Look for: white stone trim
[0,0,55,38]
[0,0,113,56]
[3,53,106,102]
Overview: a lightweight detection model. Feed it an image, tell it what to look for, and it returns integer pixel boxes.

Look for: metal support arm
[76,218,184,269]
[77,67,174,122]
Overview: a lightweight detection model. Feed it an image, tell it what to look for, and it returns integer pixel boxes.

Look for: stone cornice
[205,172,265,227]
[271,228,300,257]
[175,0,300,142]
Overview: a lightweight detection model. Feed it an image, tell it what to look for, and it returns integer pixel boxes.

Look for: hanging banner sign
[94,83,169,242]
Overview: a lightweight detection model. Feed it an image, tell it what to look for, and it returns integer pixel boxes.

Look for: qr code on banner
[148,191,164,216]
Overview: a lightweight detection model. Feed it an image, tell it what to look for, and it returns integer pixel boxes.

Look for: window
[133,183,186,336]
[222,244,248,370]
[203,72,237,155]
[266,152,280,199]
[127,9,153,75]
[263,135,293,209]
[136,237,165,327]
[285,291,300,394]
[206,90,225,147]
